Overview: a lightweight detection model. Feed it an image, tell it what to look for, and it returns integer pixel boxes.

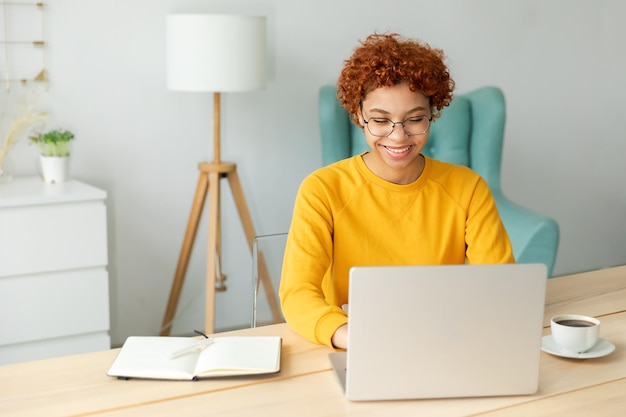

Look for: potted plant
[30,128,75,183]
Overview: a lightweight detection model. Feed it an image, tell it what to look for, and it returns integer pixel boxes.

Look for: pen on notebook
[169,330,214,359]
[169,337,214,359]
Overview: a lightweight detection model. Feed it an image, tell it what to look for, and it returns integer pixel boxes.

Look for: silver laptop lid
[344,264,547,401]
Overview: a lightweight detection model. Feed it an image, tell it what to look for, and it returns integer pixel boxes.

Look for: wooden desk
[2,265,625,417]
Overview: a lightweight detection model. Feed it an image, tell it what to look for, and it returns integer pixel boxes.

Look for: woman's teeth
[384,145,411,153]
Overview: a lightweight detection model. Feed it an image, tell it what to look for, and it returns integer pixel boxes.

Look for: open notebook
[107,336,282,380]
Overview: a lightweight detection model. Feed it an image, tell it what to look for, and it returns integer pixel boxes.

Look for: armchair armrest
[494,192,559,277]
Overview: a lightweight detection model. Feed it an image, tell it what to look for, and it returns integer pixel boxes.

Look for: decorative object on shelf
[29,128,74,183]
[1,1,48,92]
[0,101,48,183]
[161,14,275,336]
[0,154,13,183]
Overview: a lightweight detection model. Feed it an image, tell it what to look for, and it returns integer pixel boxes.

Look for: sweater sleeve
[464,177,515,264]
[279,175,348,348]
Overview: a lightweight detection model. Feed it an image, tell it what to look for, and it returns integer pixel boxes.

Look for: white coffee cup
[550,314,600,353]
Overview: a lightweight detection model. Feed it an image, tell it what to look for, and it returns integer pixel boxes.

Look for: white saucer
[541,335,616,359]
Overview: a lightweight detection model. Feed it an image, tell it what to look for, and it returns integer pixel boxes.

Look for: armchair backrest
[319,85,507,194]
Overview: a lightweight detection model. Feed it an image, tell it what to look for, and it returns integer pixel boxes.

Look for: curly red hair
[337,33,454,124]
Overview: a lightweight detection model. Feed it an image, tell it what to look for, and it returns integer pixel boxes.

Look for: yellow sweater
[279,155,514,348]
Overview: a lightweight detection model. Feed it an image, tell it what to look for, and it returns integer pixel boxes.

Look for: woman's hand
[331,324,348,349]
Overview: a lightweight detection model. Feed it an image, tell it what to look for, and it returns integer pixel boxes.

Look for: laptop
[329,263,547,401]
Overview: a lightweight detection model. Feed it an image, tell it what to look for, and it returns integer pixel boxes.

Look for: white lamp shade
[166,14,267,92]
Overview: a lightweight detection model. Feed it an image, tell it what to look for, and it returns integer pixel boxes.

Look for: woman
[279,33,514,349]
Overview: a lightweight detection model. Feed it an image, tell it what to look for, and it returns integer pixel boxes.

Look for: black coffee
[556,319,595,327]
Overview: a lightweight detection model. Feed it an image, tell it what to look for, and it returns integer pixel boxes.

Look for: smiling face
[360,83,432,185]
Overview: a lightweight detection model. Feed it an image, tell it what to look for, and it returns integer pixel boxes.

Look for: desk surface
[2,265,625,417]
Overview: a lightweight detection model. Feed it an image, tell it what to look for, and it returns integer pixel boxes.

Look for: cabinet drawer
[0,201,108,277]
[0,268,110,346]
[0,332,111,365]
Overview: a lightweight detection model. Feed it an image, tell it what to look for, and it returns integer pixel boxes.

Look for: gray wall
[3,0,625,346]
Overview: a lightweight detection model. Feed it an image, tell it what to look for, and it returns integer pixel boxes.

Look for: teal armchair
[319,85,559,276]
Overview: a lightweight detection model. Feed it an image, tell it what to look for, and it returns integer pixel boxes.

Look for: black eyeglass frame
[361,113,433,137]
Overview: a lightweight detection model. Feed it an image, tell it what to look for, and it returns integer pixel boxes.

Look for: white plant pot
[40,155,69,183]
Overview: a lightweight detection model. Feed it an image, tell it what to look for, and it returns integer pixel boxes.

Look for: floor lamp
[161,14,281,336]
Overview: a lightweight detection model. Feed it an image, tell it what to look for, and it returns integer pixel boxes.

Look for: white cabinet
[0,177,110,364]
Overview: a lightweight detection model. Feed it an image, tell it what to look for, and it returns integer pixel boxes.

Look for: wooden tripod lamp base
[160,161,282,336]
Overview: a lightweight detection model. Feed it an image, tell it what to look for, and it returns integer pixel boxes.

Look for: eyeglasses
[362,114,432,137]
